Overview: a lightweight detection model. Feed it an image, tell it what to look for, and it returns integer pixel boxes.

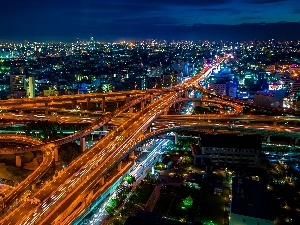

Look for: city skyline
[1,0,300,42]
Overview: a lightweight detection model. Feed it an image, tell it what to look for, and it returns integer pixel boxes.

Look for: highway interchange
[0,58,299,224]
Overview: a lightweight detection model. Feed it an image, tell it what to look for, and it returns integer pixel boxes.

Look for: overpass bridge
[0,135,54,212]
[0,97,244,128]
[0,94,157,213]
[0,58,222,224]
[49,120,300,225]
[1,57,298,224]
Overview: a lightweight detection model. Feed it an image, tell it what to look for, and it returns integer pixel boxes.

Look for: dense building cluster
[0,39,300,110]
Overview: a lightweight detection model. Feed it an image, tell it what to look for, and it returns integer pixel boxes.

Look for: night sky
[1,0,300,42]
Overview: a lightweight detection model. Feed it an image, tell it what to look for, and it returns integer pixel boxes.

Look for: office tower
[28,76,35,98]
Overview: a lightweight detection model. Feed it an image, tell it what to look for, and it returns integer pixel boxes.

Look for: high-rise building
[10,75,26,98]
[28,76,35,98]
[226,81,238,98]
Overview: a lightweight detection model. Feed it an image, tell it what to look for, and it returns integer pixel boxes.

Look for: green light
[109,198,118,208]
[102,84,112,92]
[124,174,135,184]
[180,196,193,210]
[204,221,216,225]
[0,66,10,71]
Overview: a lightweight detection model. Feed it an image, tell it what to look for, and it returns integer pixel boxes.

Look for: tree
[59,142,81,163]
[105,204,114,215]
[124,174,136,185]
[181,196,193,210]
[25,121,60,140]
[111,219,123,225]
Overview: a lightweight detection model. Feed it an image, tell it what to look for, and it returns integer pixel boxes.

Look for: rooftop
[200,134,262,150]
[231,177,275,221]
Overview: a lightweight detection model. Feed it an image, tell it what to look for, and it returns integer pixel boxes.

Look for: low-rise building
[253,90,285,107]
[208,82,226,95]
[230,177,275,225]
[192,134,261,167]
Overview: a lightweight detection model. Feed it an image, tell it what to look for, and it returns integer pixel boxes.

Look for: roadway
[0,90,168,113]
[7,59,228,223]
[0,135,44,154]
[150,120,300,138]
[5,60,204,223]
[0,135,54,214]
[0,90,178,224]
[2,57,296,224]
[0,97,243,125]
[25,90,180,224]
[0,94,153,216]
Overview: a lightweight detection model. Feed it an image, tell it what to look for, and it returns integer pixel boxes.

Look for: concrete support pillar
[117,161,123,171]
[174,132,178,145]
[150,95,154,103]
[45,110,48,115]
[80,137,86,152]
[99,177,105,186]
[54,147,59,162]
[126,95,131,103]
[129,151,135,159]
[100,97,105,111]
[45,102,48,107]
[72,99,77,109]
[102,124,108,132]
[141,101,145,109]
[80,102,83,110]
[185,90,189,98]
[129,107,134,113]
[164,108,168,115]
[16,154,21,167]
[19,110,23,114]
[86,98,91,110]
[32,183,36,191]
[115,102,119,109]
[43,152,46,162]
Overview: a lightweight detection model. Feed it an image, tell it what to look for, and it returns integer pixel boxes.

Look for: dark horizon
[1,21,300,43]
[1,0,300,43]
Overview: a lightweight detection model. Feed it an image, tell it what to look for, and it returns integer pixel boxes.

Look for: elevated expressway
[0,135,44,150]
[41,117,300,225]
[0,90,168,114]
[0,94,157,216]
[0,97,243,127]
[1,88,181,225]
[1,58,297,224]
[0,59,223,224]
[154,115,300,138]
[0,135,54,212]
